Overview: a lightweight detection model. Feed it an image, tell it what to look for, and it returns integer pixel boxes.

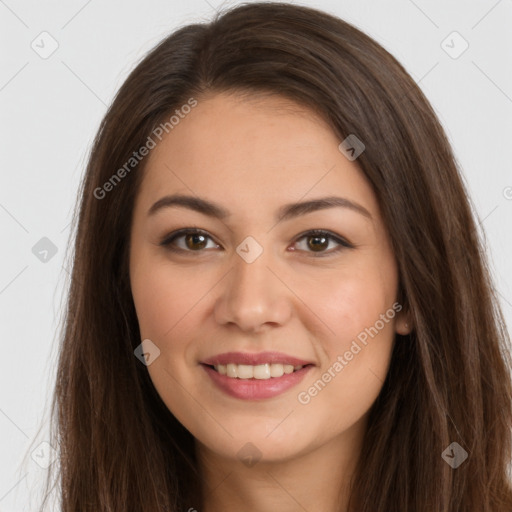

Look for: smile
[201,363,313,400]
[212,362,306,379]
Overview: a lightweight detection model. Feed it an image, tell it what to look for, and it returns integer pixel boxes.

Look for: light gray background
[1,0,511,509]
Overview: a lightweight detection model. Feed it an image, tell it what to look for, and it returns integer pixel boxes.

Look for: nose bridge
[214,242,292,330]
[233,247,275,297]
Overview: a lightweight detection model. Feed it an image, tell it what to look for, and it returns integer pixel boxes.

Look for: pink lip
[201,363,313,400]
[201,351,314,367]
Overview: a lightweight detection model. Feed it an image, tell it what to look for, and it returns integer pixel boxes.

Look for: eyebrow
[147,194,372,222]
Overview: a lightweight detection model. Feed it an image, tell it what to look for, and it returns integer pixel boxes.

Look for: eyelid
[159,227,218,250]
[159,227,354,256]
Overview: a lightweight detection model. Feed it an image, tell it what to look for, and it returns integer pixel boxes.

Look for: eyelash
[159,228,353,257]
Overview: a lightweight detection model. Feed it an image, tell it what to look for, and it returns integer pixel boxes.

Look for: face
[129,91,410,465]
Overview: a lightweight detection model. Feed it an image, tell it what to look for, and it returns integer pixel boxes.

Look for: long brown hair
[35,2,512,510]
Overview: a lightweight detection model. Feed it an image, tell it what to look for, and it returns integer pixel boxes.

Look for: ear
[395,309,413,336]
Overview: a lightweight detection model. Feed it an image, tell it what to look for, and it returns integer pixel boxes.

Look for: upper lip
[201,351,314,367]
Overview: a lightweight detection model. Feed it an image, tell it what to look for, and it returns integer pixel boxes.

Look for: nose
[214,248,293,333]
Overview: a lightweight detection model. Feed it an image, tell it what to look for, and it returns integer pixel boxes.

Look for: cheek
[307,265,397,348]
[130,254,201,342]
[295,299,396,442]
[300,262,398,404]
[130,253,219,397]
[130,258,202,416]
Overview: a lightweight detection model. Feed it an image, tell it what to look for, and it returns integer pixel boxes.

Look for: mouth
[203,362,314,380]
[200,362,314,400]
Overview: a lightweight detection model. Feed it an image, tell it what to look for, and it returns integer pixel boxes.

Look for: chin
[195,424,314,464]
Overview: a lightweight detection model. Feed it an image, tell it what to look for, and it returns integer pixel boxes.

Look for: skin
[129,90,412,512]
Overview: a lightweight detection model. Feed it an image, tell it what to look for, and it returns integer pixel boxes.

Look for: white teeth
[253,364,271,379]
[237,364,255,379]
[270,364,284,378]
[226,363,237,378]
[213,363,305,379]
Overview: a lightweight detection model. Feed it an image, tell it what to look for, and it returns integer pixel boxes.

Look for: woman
[39,2,512,511]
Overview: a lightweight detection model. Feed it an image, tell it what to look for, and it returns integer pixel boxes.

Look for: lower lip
[200,363,313,400]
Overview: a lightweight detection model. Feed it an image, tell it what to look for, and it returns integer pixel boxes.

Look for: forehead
[136,91,380,223]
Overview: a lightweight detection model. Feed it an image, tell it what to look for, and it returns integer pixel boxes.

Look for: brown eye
[160,229,218,253]
[306,234,329,252]
[184,232,208,250]
[160,228,353,257]
[293,229,353,257]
